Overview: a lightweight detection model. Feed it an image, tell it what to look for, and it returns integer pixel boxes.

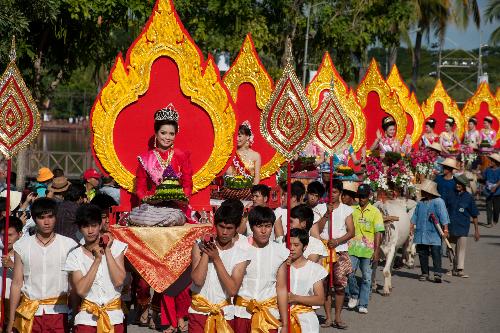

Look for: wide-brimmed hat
[439,157,459,170]
[0,190,22,210]
[454,174,470,187]
[343,181,359,194]
[48,176,71,193]
[37,167,54,182]
[488,153,500,163]
[417,179,440,197]
[427,142,442,152]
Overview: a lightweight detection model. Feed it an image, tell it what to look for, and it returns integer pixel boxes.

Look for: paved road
[127,211,500,333]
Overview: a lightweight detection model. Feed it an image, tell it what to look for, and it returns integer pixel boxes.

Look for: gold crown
[445,117,454,124]
[485,116,493,122]
[383,116,395,125]
[154,103,179,122]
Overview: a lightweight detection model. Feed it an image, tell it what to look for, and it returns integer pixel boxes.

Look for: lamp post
[302,1,329,87]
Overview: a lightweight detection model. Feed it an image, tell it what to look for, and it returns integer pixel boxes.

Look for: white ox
[372,198,416,296]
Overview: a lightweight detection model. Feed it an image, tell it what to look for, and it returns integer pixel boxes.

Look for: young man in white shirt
[306,181,327,224]
[274,181,305,241]
[315,180,355,329]
[65,204,127,333]
[289,204,327,263]
[7,197,78,333]
[234,206,289,333]
[289,228,327,333]
[189,204,250,332]
[251,184,270,207]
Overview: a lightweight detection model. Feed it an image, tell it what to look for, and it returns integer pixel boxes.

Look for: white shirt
[13,234,78,315]
[303,236,327,260]
[311,203,327,224]
[0,254,14,298]
[235,241,289,320]
[64,241,128,326]
[189,244,250,320]
[290,261,328,333]
[320,203,353,252]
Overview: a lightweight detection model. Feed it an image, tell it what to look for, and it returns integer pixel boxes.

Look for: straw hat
[439,157,459,170]
[342,181,359,194]
[0,190,22,210]
[48,176,71,193]
[417,179,440,197]
[37,167,54,182]
[489,153,500,163]
[427,142,442,152]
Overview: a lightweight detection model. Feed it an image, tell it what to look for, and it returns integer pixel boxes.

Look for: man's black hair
[279,180,306,201]
[248,206,276,227]
[290,228,309,247]
[90,193,117,213]
[251,184,271,199]
[31,197,58,219]
[0,216,23,233]
[75,204,102,227]
[0,197,5,213]
[290,204,314,231]
[332,179,343,192]
[307,181,326,197]
[63,183,86,202]
[214,205,241,227]
[220,198,244,218]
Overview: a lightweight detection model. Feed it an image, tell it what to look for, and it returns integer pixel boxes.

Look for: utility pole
[302,3,311,87]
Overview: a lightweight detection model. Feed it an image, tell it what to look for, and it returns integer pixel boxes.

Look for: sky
[408,0,497,50]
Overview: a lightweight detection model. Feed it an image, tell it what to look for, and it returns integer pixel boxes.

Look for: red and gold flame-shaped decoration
[463,83,500,140]
[261,40,314,160]
[0,37,40,160]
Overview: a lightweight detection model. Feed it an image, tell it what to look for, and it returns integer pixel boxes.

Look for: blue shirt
[435,175,455,208]
[448,190,479,237]
[411,197,450,246]
[483,167,500,197]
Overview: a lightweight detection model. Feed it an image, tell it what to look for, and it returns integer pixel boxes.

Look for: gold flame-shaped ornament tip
[9,36,16,62]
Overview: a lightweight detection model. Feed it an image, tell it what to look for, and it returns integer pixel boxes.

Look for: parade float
[88,0,500,293]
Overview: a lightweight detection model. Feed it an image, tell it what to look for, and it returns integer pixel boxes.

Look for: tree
[486,0,500,45]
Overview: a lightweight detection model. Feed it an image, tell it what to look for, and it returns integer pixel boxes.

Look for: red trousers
[30,313,69,333]
[159,285,191,327]
[74,324,124,333]
[233,317,278,333]
[132,274,151,306]
[187,313,235,332]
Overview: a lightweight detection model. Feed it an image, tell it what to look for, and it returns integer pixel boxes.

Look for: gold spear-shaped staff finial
[9,36,16,62]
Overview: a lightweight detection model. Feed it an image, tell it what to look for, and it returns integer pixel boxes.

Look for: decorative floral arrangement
[387,160,412,188]
[383,151,403,166]
[364,156,387,190]
[293,156,317,172]
[410,149,436,178]
[224,174,254,189]
[144,165,187,204]
[461,146,478,168]
[336,165,354,176]
[480,139,492,148]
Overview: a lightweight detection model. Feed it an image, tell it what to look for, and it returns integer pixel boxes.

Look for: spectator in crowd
[483,153,500,227]
[90,193,118,232]
[100,177,121,205]
[289,204,327,263]
[251,184,270,207]
[83,168,102,201]
[47,176,71,201]
[306,181,327,224]
[288,228,327,333]
[447,174,480,277]
[65,204,127,333]
[435,158,459,207]
[274,181,305,241]
[347,184,384,314]
[34,167,54,197]
[52,168,64,178]
[56,183,86,241]
[7,197,78,333]
[411,179,450,283]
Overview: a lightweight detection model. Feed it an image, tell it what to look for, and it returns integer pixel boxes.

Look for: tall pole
[1,160,12,325]
[302,4,311,87]
[478,30,483,86]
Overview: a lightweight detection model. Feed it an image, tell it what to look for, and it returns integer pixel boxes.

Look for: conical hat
[489,153,500,163]
[439,157,459,170]
[428,142,442,152]
[342,181,359,194]
[417,179,440,197]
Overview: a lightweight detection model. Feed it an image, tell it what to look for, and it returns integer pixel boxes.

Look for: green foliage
[486,0,500,45]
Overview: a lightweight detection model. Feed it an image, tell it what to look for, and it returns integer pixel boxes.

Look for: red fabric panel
[31,313,69,333]
[363,91,390,149]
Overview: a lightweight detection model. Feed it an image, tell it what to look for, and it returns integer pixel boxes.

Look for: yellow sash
[290,304,314,333]
[190,294,233,333]
[13,294,68,333]
[234,296,281,333]
[321,239,337,273]
[80,298,122,333]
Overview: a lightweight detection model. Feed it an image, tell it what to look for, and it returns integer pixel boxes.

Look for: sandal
[456,270,469,278]
[320,319,333,328]
[162,326,176,333]
[333,321,348,329]
[178,319,188,332]
[418,274,428,281]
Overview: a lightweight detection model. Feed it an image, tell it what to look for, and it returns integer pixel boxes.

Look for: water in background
[33,130,91,152]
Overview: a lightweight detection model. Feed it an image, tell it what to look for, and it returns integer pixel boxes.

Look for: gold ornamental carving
[463,83,500,140]
[386,65,424,145]
[307,53,365,151]
[223,34,286,180]
[91,0,235,193]
[421,79,464,139]
[356,59,407,143]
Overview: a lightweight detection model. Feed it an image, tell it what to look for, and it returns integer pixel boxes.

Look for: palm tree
[486,0,500,45]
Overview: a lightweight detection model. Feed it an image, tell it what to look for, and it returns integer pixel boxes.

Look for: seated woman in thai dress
[225,121,262,185]
[420,118,438,148]
[480,116,497,148]
[370,116,411,157]
[319,146,366,182]
[464,116,481,149]
[439,117,460,156]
